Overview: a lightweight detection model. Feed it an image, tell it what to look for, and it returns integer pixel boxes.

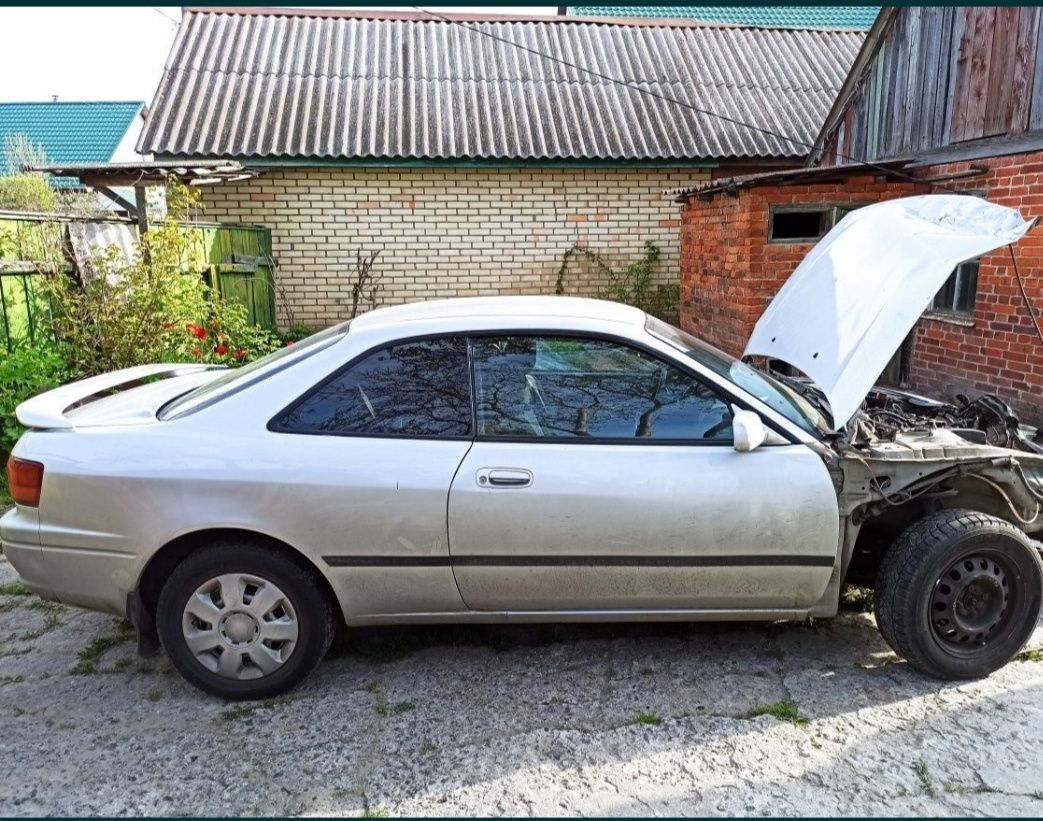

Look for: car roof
[350,296,647,330]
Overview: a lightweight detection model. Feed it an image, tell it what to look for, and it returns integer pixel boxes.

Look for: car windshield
[645,316,830,437]
[161,322,351,418]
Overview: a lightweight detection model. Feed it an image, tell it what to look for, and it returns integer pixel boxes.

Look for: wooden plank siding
[818,6,1043,165]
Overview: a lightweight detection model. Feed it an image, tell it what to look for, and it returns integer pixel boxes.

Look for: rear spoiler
[16,363,220,430]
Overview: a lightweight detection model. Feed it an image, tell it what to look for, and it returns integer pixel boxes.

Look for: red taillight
[7,457,43,507]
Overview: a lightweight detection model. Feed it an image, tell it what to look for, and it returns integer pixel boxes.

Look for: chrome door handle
[477,468,533,488]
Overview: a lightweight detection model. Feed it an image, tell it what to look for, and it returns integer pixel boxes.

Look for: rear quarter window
[272,337,472,438]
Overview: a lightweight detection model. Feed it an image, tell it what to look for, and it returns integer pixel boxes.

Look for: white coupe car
[3,195,1042,699]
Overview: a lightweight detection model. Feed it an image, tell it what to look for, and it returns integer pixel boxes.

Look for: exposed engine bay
[838,388,1043,538]
[766,369,1043,540]
[857,387,1043,455]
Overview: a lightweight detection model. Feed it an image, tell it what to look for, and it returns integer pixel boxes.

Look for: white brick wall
[200,166,710,329]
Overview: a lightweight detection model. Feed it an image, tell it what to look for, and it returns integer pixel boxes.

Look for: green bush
[599,241,678,321]
[0,173,56,213]
[0,344,78,459]
[44,182,281,375]
[556,241,678,321]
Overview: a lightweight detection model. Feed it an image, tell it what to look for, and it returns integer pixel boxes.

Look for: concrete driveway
[1,553,1041,817]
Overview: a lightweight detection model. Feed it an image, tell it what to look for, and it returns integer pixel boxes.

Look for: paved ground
[1,554,1042,817]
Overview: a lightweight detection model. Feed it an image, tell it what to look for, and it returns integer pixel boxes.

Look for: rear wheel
[157,540,335,700]
[874,509,1042,680]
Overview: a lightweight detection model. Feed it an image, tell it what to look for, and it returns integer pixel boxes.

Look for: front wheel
[157,541,335,700]
[874,509,1042,680]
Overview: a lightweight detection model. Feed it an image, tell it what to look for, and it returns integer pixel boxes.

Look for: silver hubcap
[182,573,299,680]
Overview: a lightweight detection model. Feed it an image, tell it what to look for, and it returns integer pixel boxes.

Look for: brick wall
[902,152,1043,422]
[199,166,712,329]
[679,152,1043,424]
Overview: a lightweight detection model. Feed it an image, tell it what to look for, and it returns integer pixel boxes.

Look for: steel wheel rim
[182,573,299,680]
[930,549,1017,657]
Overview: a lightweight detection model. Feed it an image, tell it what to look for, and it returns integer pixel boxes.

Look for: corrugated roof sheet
[139,7,863,162]
[570,6,880,31]
[0,101,143,175]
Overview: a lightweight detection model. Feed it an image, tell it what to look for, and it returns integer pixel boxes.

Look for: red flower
[232,349,247,360]
[186,323,207,340]
[284,340,294,346]
[214,344,228,356]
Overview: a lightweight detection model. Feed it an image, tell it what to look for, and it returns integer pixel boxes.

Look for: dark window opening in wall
[931,260,979,315]
[768,208,830,242]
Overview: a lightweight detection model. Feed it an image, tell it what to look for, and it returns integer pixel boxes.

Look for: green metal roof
[570,6,880,30]
[0,101,143,182]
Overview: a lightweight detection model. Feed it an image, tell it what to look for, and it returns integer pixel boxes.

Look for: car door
[447,333,840,612]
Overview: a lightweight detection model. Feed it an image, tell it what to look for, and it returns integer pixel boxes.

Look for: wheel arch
[136,528,342,626]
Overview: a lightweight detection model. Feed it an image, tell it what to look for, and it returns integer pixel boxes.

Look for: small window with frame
[768,207,832,242]
[931,260,979,316]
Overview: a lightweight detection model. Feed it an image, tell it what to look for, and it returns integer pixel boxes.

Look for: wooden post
[134,186,149,235]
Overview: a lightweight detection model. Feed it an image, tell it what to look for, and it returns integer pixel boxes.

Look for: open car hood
[744,195,1036,427]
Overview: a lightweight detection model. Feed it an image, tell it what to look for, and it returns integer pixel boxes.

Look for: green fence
[0,215,275,352]
[0,214,67,350]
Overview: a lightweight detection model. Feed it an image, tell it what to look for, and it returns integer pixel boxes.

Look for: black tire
[874,509,1043,680]
[157,539,335,700]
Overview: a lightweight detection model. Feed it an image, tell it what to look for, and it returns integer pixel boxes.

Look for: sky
[0,6,559,104]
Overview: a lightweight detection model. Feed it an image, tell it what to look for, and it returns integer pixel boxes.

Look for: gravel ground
[1,554,1042,817]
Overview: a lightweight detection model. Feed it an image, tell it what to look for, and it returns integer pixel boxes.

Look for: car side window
[275,337,472,437]
[471,336,733,441]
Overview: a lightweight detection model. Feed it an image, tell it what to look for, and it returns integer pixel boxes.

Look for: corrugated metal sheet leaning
[138,7,864,162]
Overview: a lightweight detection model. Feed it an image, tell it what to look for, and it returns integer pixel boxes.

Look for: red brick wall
[679,177,925,356]
[679,153,1043,424]
[903,153,1043,422]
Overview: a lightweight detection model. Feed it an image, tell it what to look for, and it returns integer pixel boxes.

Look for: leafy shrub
[0,344,78,458]
[555,241,678,321]
[43,182,280,375]
[0,173,56,213]
[599,241,678,321]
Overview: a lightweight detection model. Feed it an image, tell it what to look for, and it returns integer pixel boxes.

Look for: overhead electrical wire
[413,6,1043,347]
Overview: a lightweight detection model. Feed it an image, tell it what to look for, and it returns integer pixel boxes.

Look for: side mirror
[732,407,767,453]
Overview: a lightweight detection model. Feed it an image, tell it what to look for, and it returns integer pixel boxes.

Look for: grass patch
[375,700,415,717]
[0,674,25,686]
[627,711,663,727]
[218,694,295,723]
[639,667,655,677]
[19,600,65,641]
[420,741,437,755]
[0,581,28,596]
[0,472,10,510]
[840,585,875,612]
[361,809,387,818]
[69,620,136,675]
[914,759,935,797]
[1017,648,1042,663]
[735,699,809,728]
[363,680,381,694]
[145,688,162,703]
